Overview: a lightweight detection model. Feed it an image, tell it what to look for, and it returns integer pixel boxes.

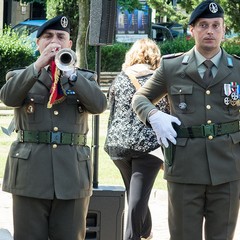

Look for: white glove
[63,68,75,78]
[149,111,181,148]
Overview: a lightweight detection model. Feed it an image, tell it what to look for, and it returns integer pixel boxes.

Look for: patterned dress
[104,64,169,159]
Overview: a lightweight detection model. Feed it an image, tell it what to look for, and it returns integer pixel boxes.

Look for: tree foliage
[147,0,240,33]
[220,0,240,33]
[14,0,240,33]
[46,0,79,49]
[14,0,240,69]
[118,0,142,12]
[16,0,45,3]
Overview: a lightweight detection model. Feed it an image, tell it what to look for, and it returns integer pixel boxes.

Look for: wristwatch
[68,72,77,85]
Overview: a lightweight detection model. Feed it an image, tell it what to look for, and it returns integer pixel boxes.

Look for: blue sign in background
[116,4,149,37]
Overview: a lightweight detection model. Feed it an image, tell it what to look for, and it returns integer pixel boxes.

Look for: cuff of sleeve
[33,63,41,78]
[148,108,158,118]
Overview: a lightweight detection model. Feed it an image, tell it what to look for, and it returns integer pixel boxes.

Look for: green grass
[0,111,167,190]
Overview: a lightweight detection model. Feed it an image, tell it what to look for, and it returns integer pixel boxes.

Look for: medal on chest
[223,82,240,106]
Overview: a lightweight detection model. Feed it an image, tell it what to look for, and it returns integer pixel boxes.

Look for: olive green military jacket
[132,48,240,186]
[0,64,107,199]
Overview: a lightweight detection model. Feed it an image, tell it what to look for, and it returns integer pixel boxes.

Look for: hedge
[0,28,36,89]
[89,36,240,72]
[1,35,240,89]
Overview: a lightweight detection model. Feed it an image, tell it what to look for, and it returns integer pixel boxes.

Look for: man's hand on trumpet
[34,43,61,73]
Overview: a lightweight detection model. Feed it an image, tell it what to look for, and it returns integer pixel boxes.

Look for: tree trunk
[76,0,90,69]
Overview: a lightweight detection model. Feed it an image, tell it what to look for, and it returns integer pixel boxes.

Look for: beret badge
[61,16,68,29]
[209,3,218,13]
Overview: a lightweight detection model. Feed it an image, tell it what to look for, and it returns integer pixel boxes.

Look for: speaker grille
[89,0,117,46]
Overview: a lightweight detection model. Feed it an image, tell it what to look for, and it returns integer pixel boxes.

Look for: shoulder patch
[162,52,184,59]
[232,54,240,60]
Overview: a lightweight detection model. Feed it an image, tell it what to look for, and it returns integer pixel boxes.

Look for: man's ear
[68,39,73,48]
[222,25,226,40]
[189,25,194,38]
[36,38,40,46]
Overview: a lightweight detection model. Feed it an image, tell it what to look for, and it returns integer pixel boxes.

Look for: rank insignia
[66,89,76,95]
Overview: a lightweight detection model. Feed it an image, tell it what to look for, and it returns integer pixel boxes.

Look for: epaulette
[6,67,26,80]
[162,52,184,59]
[76,67,96,74]
[77,68,97,82]
[233,54,240,60]
[6,67,26,74]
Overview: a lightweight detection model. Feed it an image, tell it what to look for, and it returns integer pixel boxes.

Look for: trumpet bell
[55,48,77,72]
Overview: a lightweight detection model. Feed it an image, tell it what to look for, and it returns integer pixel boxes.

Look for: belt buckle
[51,132,62,144]
[201,124,216,137]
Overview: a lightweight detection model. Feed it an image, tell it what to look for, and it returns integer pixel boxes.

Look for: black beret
[36,15,70,38]
[189,0,224,25]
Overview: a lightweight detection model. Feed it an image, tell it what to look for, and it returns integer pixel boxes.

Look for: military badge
[178,102,187,110]
[61,16,68,28]
[209,2,218,14]
[26,102,35,113]
[66,89,75,95]
[223,97,230,106]
[230,99,237,106]
[223,82,240,106]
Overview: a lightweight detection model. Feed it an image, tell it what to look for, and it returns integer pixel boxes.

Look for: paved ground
[0,181,240,240]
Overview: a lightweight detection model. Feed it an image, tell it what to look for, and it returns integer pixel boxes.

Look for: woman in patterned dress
[104,38,169,240]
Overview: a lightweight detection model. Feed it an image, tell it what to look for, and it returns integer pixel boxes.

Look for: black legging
[113,152,163,240]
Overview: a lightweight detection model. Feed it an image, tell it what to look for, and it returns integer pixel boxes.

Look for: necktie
[203,60,214,82]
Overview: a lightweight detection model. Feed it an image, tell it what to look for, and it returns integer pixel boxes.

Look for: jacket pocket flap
[77,146,90,161]
[26,94,45,104]
[176,137,188,146]
[11,147,31,160]
[66,97,78,104]
[230,131,240,144]
[170,85,193,95]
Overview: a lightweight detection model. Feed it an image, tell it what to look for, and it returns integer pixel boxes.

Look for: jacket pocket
[170,85,194,113]
[66,97,85,124]
[9,142,31,189]
[76,146,92,189]
[23,94,45,123]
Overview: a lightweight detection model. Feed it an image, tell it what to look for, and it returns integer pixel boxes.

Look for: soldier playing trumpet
[0,15,107,240]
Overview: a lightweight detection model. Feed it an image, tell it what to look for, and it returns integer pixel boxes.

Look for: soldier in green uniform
[0,15,107,240]
[132,1,240,240]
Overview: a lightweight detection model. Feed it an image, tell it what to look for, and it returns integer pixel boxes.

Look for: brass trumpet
[55,48,77,72]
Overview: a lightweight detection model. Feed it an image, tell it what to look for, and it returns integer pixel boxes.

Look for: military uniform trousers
[12,195,90,240]
[167,180,240,240]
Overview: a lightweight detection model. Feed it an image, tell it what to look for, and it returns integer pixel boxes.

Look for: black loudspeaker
[85,186,125,240]
[89,0,117,46]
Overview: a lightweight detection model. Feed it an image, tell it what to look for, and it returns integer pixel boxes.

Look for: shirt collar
[194,48,222,68]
